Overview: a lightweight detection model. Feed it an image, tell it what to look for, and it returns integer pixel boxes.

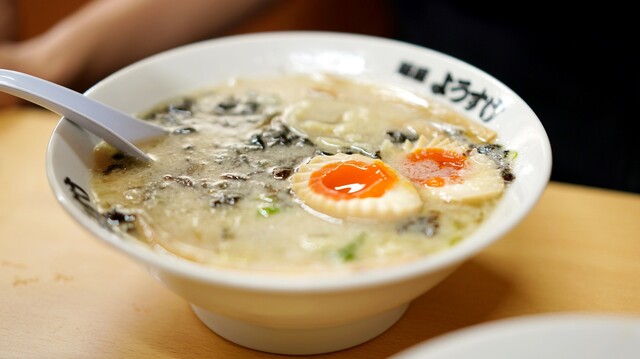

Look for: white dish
[392,314,640,359]
[46,32,551,354]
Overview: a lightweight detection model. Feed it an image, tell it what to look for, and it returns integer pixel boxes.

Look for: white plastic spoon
[0,69,165,161]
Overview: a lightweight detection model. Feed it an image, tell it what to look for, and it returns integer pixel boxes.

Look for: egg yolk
[309,160,398,199]
[405,148,467,187]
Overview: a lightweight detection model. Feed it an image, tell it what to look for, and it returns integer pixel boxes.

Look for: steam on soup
[91,75,515,272]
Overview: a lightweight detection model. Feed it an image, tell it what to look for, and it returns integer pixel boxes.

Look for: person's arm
[0,0,16,41]
[0,0,269,107]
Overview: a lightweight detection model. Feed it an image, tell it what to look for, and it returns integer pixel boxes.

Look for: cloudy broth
[91,75,514,273]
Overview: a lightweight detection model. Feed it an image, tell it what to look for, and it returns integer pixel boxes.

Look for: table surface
[1,107,639,358]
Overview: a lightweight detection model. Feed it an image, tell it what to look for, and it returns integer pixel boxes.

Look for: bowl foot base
[191,303,409,355]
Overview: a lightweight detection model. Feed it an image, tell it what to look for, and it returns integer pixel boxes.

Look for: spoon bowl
[0,69,164,161]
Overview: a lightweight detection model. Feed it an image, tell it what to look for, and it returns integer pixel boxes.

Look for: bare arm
[0,0,269,106]
[0,0,16,41]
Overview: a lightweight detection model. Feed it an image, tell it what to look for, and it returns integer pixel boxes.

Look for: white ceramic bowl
[46,32,551,355]
[391,314,640,358]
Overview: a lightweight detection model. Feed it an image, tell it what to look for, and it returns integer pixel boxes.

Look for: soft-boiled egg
[381,135,505,203]
[291,153,422,221]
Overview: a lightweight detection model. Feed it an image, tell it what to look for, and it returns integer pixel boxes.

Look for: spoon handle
[0,69,165,161]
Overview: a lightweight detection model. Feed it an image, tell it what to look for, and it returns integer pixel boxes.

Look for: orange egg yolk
[406,148,467,187]
[309,160,397,199]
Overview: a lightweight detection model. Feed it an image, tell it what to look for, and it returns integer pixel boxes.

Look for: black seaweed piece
[213,96,262,116]
[104,208,136,226]
[251,122,311,148]
[475,143,503,155]
[215,99,238,112]
[102,152,141,175]
[474,143,516,182]
[143,98,193,120]
[172,127,197,135]
[266,123,299,146]
[163,175,194,187]
[501,169,515,182]
[220,173,249,181]
[396,213,440,237]
[169,98,194,112]
[315,150,333,156]
[210,193,242,207]
[249,133,265,150]
[102,163,125,175]
[272,167,293,180]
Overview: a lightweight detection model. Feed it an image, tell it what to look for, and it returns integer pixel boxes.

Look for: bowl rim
[46,31,552,292]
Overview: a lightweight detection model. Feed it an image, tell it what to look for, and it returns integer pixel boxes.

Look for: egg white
[380,135,505,203]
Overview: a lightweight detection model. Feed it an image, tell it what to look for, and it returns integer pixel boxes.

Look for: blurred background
[5,0,395,39]
[2,0,637,193]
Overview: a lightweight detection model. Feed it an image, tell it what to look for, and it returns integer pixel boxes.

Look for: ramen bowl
[46,32,551,355]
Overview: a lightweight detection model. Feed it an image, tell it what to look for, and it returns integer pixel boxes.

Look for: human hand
[0,92,19,108]
[0,39,75,108]
[0,0,19,107]
[0,0,16,42]
[0,44,23,108]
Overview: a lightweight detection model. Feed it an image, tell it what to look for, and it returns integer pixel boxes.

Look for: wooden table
[1,107,639,358]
